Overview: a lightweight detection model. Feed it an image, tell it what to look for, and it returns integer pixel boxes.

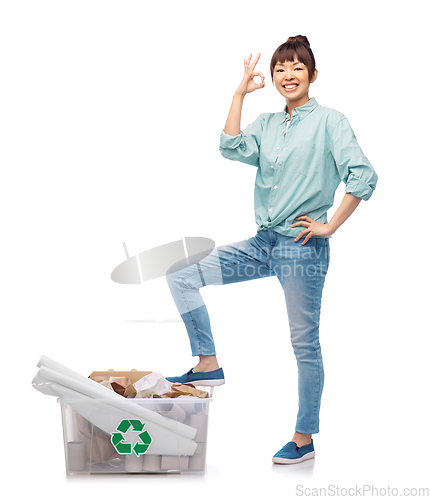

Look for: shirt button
[269,208,272,212]
[276,146,280,150]
[271,165,274,169]
[274,185,278,189]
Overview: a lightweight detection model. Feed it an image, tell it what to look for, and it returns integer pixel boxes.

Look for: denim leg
[166,230,276,356]
[271,234,329,434]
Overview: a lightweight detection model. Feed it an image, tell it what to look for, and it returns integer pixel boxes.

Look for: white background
[2,0,429,498]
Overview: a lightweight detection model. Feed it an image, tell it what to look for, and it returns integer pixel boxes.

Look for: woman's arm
[327,192,362,233]
[224,93,246,136]
[290,193,362,245]
[223,53,265,136]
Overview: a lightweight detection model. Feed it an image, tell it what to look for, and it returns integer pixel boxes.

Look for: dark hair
[270,35,316,82]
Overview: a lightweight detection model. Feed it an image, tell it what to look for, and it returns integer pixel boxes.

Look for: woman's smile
[282,83,299,92]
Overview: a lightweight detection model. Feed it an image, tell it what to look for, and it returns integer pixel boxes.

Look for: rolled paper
[67,441,86,472]
[193,442,206,458]
[142,454,161,472]
[37,380,198,456]
[125,453,144,473]
[189,456,205,471]
[161,455,189,471]
[157,403,187,423]
[194,402,208,415]
[37,355,93,384]
[188,443,206,471]
[34,361,197,440]
[189,414,208,443]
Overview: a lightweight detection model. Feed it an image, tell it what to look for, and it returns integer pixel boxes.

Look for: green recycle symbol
[111,419,152,456]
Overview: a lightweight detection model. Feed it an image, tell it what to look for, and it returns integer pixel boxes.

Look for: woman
[166,36,377,464]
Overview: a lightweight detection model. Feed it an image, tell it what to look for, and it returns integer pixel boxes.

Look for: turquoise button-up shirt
[219,97,378,238]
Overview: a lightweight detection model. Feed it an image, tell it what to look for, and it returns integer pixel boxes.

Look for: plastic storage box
[59,390,213,474]
[32,357,214,475]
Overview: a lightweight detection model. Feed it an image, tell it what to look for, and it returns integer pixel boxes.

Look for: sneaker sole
[191,378,225,387]
[272,451,315,464]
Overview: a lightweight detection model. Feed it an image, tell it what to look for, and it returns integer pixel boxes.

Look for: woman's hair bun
[286,35,310,47]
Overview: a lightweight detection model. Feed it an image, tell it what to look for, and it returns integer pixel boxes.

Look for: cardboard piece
[163,383,209,399]
[89,369,152,398]
[109,377,130,396]
[89,369,152,384]
[91,376,114,391]
[89,370,209,399]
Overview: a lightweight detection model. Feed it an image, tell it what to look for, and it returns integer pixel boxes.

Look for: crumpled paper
[133,372,173,398]
[91,371,209,399]
[90,375,136,397]
[164,383,209,399]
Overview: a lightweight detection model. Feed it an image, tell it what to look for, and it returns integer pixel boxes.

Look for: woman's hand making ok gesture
[224,53,265,136]
[235,53,265,96]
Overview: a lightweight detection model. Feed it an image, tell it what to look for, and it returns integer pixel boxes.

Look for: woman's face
[273,57,317,105]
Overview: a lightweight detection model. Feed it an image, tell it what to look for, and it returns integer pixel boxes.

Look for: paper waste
[31,355,206,456]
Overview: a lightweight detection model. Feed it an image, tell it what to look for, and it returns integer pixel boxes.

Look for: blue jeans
[166,229,330,434]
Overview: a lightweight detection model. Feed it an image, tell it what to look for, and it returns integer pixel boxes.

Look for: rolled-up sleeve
[329,116,378,201]
[219,114,265,167]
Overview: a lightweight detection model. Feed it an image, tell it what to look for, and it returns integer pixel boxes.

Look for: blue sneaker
[166,367,225,387]
[272,440,315,464]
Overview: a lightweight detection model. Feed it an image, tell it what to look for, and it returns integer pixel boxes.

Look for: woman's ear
[310,68,318,84]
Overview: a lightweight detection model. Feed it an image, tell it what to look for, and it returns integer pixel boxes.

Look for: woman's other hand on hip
[290,216,335,245]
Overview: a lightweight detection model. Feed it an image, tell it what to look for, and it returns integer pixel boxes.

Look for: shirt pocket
[292,140,319,178]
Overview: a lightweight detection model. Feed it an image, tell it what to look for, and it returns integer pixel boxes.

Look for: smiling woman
[271,36,318,117]
[270,35,316,82]
[273,59,317,111]
[165,34,378,467]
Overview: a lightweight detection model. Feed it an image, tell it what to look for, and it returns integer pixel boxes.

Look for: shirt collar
[282,97,318,123]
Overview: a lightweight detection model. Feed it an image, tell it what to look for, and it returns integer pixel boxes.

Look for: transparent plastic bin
[59,389,213,475]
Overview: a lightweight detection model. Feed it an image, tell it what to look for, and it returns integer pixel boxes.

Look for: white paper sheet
[33,356,197,440]
[34,380,197,456]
